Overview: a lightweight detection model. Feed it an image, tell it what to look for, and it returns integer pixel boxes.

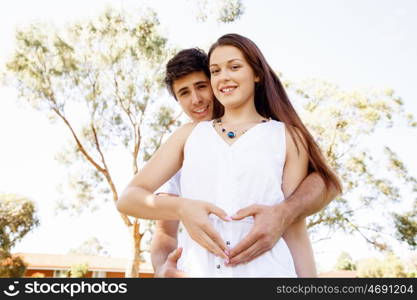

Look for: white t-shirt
[155,170,181,196]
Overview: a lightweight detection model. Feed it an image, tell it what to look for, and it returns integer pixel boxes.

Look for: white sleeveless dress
[177,120,296,277]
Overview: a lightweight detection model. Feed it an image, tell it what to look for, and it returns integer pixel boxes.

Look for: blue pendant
[227,131,236,139]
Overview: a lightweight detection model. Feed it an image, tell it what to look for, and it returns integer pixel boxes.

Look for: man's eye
[180,91,189,96]
[198,85,207,89]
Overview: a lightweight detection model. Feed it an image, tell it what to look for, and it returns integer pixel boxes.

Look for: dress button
[216,264,221,269]
[226,241,230,246]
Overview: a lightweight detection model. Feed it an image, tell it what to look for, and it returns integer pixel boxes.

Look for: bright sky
[1,0,416,272]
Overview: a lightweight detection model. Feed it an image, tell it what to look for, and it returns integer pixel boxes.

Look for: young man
[150,48,340,277]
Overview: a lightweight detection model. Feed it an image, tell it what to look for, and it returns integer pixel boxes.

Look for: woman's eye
[210,69,219,74]
[232,65,240,70]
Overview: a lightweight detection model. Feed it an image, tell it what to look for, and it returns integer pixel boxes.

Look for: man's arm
[260,171,340,238]
[280,172,340,225]
[151,219,187,277]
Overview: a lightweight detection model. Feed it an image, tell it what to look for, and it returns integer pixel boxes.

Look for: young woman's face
[209,45,259,110]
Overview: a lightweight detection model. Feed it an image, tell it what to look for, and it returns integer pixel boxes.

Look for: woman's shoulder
[269,119,285,126]
[267,119,286,132]
[282,123,308,156]
[267,120,305,149]
[270,120,298,135]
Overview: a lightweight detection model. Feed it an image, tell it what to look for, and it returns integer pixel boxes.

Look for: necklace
[213,117,270,139]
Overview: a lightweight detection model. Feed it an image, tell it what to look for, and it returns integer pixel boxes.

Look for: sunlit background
[1,0,416,275]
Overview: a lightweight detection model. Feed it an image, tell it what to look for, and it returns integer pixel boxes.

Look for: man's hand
[178,198,231,260]
[227,202,293,266]
[154,248,188,278]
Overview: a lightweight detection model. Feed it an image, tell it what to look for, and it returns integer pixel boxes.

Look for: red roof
[14,252,153,273]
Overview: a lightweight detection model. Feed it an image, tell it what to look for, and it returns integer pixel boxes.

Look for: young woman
[117,34,341,277]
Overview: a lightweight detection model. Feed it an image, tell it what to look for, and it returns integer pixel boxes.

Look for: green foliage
[0,194,39,252]
[3,4,243,276]
[393,206,417,248]
[404,253,417,277]
[69,263,89,278]
[0,250,27,278]
[188,0,245,23]
[68,237,109,257]
[143,106,181,162]
[5,8,175,213]
[335,251,356,271]
[284,78,417,251]
[357,254,406,278]
[0,194,37,278]
[357,258,384,277]
[217,0,245,23]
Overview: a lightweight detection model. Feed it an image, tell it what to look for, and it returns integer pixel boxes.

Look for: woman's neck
[221,100,263,124]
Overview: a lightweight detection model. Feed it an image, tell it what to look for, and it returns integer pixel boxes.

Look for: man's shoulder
[175,121,211,138]
[164,122,199,147]
[175,122,199,135]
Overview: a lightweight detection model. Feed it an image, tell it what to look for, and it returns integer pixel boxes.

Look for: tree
[0,194,39,252]
[335,251,356,271]
[188,0,245,23]
[5,8,178,277]
[69,263,89,278]
[404,253,417,277]
[357,253,406,278]
[393,202,417,249]
[284,78,417,251]
[357,258,384,278]
[0,193,38,277]
[0,250,27,278]
[68,237,109,257]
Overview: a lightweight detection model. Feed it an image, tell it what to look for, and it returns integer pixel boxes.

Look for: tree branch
[90,124,132,227]
[344,217,388,251]
[133,125,141,175]
[112,73,141,175]
[156,111,183,149]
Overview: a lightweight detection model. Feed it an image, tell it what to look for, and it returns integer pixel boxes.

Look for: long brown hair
[208,33,342,192]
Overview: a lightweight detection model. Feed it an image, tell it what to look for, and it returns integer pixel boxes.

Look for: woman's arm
[117,123,191,219]
[117,123,230,259]
[282,126,317,277]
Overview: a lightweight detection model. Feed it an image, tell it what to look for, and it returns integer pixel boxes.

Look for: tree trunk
[124,219,142,278]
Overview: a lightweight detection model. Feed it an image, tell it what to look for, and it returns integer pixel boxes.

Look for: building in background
[14,253,154,278]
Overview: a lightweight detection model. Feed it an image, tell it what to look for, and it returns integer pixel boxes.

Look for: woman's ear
[255,75,260,83]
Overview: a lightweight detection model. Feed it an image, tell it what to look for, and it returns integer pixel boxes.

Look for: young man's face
[172,71,214,122]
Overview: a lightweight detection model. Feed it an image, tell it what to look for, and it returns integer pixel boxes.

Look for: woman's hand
[177,198,231,260]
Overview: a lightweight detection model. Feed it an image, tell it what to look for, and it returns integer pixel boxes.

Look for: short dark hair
[164,48,210,99]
